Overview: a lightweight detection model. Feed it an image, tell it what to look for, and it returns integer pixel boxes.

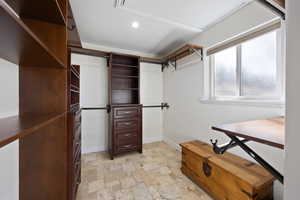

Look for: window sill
[199,98,285,108]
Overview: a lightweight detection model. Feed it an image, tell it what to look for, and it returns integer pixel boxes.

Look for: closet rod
[143,103,170,110]
[81,103,170,111]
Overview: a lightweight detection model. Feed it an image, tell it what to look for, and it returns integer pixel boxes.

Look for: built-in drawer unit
[109,105,142,159]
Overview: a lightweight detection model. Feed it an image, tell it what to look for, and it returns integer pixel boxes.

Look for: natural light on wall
[202,19,284,107]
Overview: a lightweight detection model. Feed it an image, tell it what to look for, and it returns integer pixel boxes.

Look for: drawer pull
[122,145,132,148]
[123,133,132,137]
[123,111,132,114]
[124,122,132,126]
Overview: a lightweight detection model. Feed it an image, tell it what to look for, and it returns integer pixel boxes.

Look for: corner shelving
[0,1,66,68]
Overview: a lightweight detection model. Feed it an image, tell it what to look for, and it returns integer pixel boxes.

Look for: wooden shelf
[70,89,80,94]
[111,63,138,68]
[71,67,80,78]
[0,1,66,68]
[112,88,139,91]
[163,44,203,63]
[112,75,139,79]
[270,0,285,8]
[4,0,66,25]
[70,103,80,110]
[71,84,79,91]
[0,113,65,148]
[140,57,164,64]
[142,44,203,66]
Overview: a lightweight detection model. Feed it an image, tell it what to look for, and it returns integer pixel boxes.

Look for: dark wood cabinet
[108,53,142,159]
[0,0,83,199]
[68,64,81,200]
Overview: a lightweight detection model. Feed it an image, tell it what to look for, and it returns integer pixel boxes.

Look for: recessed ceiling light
[132,21,139,29]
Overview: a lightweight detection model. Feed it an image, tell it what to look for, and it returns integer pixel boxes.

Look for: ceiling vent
[115,0,126,8]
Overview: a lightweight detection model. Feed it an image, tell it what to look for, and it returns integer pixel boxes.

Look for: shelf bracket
[190,47,203,61]
[162,63,168,72]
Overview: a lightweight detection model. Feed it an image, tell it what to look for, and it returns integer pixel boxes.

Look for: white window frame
[202,27,285,108]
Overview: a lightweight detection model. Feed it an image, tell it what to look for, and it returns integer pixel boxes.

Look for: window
[208,29,284,105]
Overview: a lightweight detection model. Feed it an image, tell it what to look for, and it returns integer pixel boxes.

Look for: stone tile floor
[77,142,213,200]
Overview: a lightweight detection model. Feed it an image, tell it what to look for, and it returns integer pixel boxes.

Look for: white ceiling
[70,0,252,56]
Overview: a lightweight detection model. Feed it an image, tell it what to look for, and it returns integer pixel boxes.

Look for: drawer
[114,107,139,119]
[117,143,138,153]
[117,131,138,138]
[114,119,138,130]
[117,134,138,146]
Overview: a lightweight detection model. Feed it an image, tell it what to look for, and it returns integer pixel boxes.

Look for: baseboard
[143,136,163,144]
[82,145,106,155]
[163,136,181,151]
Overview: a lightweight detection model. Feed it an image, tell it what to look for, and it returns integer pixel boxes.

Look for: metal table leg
[226,134,284,184]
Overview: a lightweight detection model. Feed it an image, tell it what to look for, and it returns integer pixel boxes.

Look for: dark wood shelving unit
[0,1,67,68]
[67,64,81,200]
[108,53,143,159]
[4,0,67,25]
[0,0,80,199]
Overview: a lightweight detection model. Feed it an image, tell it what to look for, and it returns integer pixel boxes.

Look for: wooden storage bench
[180,141,275,200]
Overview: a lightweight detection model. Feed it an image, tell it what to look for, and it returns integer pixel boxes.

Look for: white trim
[143,136,163,144]
[199,97,285,108]
[82,145,106,154]
[0,111,19,119]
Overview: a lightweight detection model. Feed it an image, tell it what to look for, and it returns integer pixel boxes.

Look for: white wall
[72,54,108,154]
[140,63,163,143]
[71,53,164,154]
[0,58,19,200]
[284,0,300,199]
[163,2,284,199]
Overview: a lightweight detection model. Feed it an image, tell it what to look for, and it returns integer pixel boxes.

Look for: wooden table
[211,117,285,184]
